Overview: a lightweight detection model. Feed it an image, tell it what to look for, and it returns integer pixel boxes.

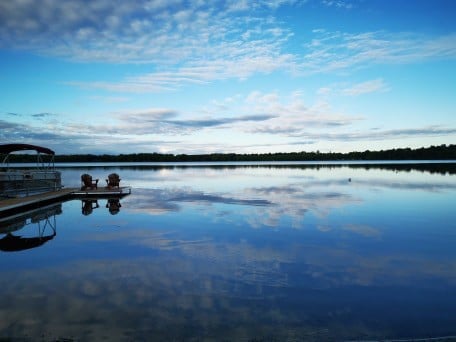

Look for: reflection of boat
[0,202,62,234]
[0,144,62,198]
[0,203,61,252]
[0,233,55,252]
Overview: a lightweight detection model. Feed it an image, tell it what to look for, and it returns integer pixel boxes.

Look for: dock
[0,187,131,218]
[70,186,131,198]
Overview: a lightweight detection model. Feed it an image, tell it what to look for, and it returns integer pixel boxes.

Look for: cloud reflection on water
[1,236,456,340]
[121,166,456,232]
[124,182,360,230]
[125,187,273,216]
[1,164,456,340]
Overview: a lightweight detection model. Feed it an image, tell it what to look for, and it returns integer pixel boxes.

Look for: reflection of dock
[0,187,131,217]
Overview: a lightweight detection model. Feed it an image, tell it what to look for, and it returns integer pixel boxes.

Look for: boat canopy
[0,144,55,155]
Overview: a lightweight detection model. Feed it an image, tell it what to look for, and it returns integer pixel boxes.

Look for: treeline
[69,162,456,176]
[5,144,456,163]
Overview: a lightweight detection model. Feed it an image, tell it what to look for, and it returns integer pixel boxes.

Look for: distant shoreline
[7,160,456,176]
[4,144,456,163]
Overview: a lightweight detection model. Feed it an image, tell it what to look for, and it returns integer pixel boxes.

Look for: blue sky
[1,0,455,155]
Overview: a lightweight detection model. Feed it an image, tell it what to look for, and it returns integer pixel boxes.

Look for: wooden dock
[70,186,131,198]
[0,187,131,218]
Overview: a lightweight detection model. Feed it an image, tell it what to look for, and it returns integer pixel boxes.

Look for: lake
[1,162,455,341]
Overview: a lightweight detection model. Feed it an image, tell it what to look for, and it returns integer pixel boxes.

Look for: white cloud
[88,96,130,103]
[65,28,456,93]
[301,31,456,74]
[322,0,354,9]
[0,0,294,66]
[67,53,295,93]
[342,78,389,96]
[241,90,361,136]
[3,1,452,94]
[288,125,456,141]
[1,1,455,92]
[317,87,332,96]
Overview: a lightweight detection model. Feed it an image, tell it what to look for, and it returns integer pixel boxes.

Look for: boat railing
[1,170,62,198]
[36,153,56,171]
[0,144,61,198]
[1,153,56,172]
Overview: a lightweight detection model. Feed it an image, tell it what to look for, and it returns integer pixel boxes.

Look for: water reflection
[125,183,358,229]
[1,196,127,253]
[106,198,122,215]
[81,198,125,216]
[0,163,455,340]
[0,232,56,252]
[127,187,273,215]
[120,165,456,230]
[81,199,100,215]
[0,203,60,252]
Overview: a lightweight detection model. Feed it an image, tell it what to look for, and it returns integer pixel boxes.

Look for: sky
[0,0,455,155]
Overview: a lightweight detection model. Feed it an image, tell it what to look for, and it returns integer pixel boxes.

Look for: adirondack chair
[81,174,98,190]
[106,173,121,188]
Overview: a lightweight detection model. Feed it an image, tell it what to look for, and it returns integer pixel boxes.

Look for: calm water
[1,163,455,341]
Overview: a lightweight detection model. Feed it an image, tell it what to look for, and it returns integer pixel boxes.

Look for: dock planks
[71,186,132,197]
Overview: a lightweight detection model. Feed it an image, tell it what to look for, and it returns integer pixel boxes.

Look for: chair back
[107,173,120,186]
[81,174,93,186]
